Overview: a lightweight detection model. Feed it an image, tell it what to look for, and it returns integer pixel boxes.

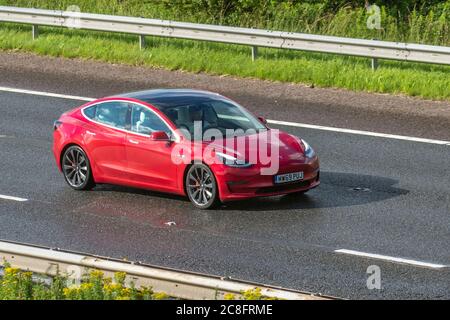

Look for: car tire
[185,163,220,209]
[62,145,95,191]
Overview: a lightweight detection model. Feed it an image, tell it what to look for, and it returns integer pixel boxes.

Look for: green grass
[0,1,448,100]
[0,23,449,100]
[1,0,449,45]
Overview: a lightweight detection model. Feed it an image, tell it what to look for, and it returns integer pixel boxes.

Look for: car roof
[116,89,224,108]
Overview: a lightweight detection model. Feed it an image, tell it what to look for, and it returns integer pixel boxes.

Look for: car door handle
[86,130,96,136]
[129,139,139,145]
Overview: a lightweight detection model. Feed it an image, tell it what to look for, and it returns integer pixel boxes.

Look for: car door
[125,103,179,191]
[82,101,130,183]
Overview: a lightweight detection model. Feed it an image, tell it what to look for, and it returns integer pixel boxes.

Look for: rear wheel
[186,163,219,209]
[62,145,95,190]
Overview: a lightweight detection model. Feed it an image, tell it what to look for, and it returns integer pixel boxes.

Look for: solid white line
[335,249,448,269]
[0,194,28,202]
[268,119,450,146]
[0,86,94,102]
[1,86,449,146]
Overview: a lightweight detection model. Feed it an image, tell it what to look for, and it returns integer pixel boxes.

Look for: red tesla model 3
[53,89,319,209]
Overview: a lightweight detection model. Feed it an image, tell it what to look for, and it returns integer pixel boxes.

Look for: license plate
[274,171,304,184]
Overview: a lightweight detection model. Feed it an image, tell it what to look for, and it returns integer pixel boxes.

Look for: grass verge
[0,24,449,100]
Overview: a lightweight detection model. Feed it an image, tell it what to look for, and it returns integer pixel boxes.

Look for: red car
[53,89,319,209]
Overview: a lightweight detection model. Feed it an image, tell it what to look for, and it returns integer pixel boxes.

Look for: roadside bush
[0,262,166,300]
[0,262,277,300]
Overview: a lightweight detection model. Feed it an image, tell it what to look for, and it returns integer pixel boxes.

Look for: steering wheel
[203,123,226,132]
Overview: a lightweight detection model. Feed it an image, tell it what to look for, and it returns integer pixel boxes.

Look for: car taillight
[53,120,62,131]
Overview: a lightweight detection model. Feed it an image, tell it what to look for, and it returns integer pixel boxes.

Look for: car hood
[197,129,306,165]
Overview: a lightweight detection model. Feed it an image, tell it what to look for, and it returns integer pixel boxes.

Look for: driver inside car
[188,104,218,133]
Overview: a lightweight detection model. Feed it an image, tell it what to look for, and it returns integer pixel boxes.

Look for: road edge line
[335,249,448,269]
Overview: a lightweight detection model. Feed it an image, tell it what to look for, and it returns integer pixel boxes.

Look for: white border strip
[0,86,94,102]
[1,86,449,146]
[335,249,448,269]
[0,194,28,202]
[268,120,450,146]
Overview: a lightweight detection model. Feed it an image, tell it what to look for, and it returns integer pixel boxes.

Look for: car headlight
[215,151,251,168]
[301,139,316,158]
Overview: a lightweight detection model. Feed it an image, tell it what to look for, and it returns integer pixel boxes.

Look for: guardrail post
[251,46,258,61]
[32,25,39,40]
[370,38,378,70]
[139,35,146,50]
[371,57,378,70]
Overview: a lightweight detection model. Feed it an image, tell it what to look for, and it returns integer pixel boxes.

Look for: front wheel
[62,145,95,190]
[185,163,220,209]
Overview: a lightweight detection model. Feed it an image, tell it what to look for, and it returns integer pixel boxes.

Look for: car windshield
[146,96,266,140]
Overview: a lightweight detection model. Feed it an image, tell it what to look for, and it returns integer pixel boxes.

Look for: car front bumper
[213,156,320,202]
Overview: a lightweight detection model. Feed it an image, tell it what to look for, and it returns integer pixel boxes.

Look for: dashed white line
[1,86,449,146]
[0,194,28,202]
[335,249,448,269]
[0,86,94,102]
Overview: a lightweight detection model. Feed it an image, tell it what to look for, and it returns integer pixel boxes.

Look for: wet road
[1,89,449,299]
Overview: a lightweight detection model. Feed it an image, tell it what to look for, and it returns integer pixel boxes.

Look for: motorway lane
[1,52,450,141]
[0,91,449,299]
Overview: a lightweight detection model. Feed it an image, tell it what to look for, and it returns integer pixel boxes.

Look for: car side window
[94,102,129,130]
[131,104,170,135]
[84,106,96,119]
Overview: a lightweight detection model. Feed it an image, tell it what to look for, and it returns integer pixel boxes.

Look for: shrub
[0,262,167,300]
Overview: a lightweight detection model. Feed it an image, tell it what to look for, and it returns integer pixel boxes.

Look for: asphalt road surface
[0,53,449,299]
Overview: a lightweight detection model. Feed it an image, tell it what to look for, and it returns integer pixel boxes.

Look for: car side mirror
[150,131,170,141]
[258,116,267,125]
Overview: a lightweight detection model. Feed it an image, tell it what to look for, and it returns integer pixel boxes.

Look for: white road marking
[0,194,28,202]
[1,86,449,146]
[0,86,94,102]
[335,249,448,269]
[268,120,450,146]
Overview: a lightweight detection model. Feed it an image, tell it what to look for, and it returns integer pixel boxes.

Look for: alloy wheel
[187,166,215,207]
[63,147,89,188]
